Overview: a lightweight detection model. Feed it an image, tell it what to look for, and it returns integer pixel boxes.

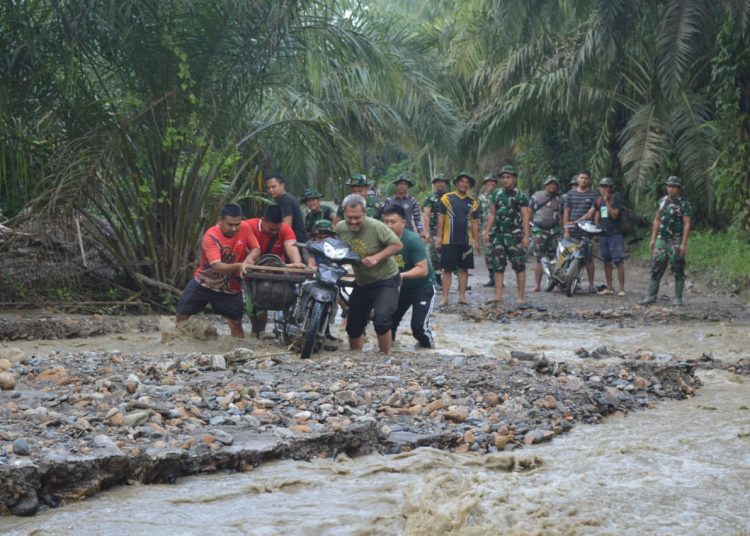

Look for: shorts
[346,275,400,338]
[440,244,474,272]
[176,279,244,321]
[599,233,625,264]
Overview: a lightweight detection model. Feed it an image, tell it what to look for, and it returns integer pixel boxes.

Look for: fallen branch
[133,273,181,296]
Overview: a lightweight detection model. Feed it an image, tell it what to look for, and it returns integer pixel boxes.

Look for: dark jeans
[391,285,436,348]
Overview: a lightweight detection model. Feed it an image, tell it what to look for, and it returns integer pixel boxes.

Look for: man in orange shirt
[246,204,306,336]
[176,203,260,338]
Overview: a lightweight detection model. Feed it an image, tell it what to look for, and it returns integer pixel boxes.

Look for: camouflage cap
[598,177,614,187]
[392,173,414,187]
[570,175,578,185]
[483,173,498,184]
[346,173,369,187]
[665,176,682,187]
[544,175,560,186]
[301,188,323,201]
[312,219,335,234]
[454,171,476,187]
[431,174,447,184]
[498,164,518,177]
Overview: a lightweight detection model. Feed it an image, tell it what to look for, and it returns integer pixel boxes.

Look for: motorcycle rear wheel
[300,301,327,359]
[565,258,583,297]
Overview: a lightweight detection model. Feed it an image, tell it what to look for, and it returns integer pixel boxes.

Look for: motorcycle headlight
[323,241,349,260]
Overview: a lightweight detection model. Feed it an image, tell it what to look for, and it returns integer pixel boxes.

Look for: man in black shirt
[265,174,313,266]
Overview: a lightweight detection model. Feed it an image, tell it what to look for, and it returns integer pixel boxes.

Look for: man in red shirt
[246,204,305,336]
[175,203,260,338]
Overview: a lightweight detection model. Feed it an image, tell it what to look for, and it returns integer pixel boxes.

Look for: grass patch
[633,229,750,292]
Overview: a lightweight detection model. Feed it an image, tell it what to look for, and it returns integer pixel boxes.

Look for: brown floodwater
[3,318,750,535]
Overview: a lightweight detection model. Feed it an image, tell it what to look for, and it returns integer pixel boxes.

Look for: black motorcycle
[274,237,360,359]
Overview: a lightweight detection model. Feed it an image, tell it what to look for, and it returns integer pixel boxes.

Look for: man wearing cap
[484,165,530,304]
[385,174,424,237]
[588,177,626,296]
[335,194,403,353]
[479,174,499,287]
[563,169,598,293]
[422,174,449,288]
[302,188,334,235]
[336,174,384,221]
[529,176,563,292]
[435,172,480,306]
[642,176,693,305]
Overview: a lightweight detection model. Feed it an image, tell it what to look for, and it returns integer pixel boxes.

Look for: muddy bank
[0,336,707,516]
[0,314,158,342]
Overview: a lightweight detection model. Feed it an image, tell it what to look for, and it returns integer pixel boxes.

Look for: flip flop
[485,298,502,305]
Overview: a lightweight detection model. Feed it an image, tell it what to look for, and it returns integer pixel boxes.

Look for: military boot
[673,279,685,306]
[640,276,660,305]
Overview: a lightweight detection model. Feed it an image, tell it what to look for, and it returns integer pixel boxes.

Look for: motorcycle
[273,237,360,359]
[541,220,602,296]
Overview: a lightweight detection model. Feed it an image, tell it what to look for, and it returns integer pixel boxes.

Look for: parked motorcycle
[273,237,360,359]
[541,220,602,296]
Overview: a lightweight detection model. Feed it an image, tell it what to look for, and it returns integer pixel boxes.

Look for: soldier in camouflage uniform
[642,176,693,305]
[302,188,334,235]
[529,176,562,291]
[421,174,448,287]
[483,165,530,304]
[478,174,498,287]
[336,174,384,221]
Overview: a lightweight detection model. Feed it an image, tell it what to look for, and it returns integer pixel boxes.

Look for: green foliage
[710,20,750,231]
[634,229,750,292]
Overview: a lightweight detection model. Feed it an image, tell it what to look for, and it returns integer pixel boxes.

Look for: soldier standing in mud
[175,203,260,338]
[642,176,693,306]
[422,174,448,289]
[483,165,530,305]
[478,174,498,287]
[336,174,384,222]
[529,176,562,292]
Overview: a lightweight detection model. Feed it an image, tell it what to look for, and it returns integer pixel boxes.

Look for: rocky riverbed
[0,314,724,517]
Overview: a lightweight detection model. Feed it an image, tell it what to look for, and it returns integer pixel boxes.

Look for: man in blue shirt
[382,204,436,348]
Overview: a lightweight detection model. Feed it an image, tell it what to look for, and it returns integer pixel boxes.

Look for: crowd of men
[175,169,693,351]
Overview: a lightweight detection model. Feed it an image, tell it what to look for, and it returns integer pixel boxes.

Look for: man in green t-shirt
[382,204,436,348]
[335,194,403,353]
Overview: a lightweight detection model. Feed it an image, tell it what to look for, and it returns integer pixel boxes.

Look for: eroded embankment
[0,333,714,517]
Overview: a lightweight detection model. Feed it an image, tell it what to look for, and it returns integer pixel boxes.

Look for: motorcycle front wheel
[565,257,583,297]
[541,259,557,292]
[300,301,327,359]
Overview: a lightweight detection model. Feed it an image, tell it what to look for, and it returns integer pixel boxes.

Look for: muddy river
[4,314,749,535]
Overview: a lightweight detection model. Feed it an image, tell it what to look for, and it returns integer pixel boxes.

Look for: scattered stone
[0,358,11,371]
[122,411,150,427]
[0,371,16,390]
[12,438,31,456]
[444,407,469,423]
[210,355,227,371]
[335,390,359,406]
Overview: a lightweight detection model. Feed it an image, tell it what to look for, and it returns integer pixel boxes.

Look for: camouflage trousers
[488,234,526,273]
[428,239,442,273]
[531,227,560,261]
[651,238,686,282]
